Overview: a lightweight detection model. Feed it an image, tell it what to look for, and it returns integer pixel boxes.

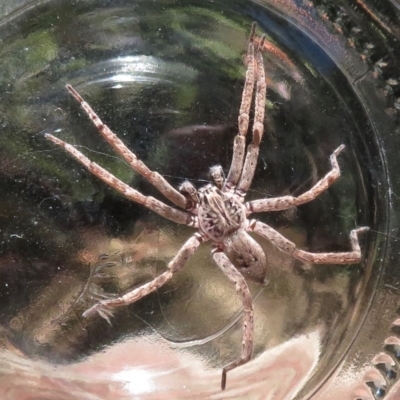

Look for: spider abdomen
[198,186,246,241]
[223,230,267,283]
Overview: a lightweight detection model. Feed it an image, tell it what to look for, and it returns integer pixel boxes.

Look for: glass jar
[0,0,398,398]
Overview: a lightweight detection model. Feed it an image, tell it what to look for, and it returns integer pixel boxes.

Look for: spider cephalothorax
[197,185,246,240]
[45,23,368,390]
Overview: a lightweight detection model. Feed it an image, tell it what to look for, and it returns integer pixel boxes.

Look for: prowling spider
[45,23,368,390]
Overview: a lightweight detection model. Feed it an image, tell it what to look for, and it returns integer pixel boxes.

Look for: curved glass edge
[254,0,399,398]
[0,0,398,397]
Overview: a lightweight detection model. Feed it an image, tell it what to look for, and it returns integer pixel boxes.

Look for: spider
[45,23,368,390]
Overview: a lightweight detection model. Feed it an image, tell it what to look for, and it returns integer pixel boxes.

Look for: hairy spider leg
[83,233,204,318]
[212,248,254,390]
[45,134,192,226]
[235,34,267,196]
[245,144,347,213]
[223,23,257,192]
[248,221,369,264]
[65,84,188,209]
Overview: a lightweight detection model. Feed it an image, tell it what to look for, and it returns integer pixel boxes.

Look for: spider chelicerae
[45,23,368,390]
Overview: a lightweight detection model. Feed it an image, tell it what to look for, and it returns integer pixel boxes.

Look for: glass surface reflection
[0,0,398,399]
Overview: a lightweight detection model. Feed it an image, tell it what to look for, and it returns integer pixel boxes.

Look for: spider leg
[45,134,192,226]
[83,233,204,319]
[248,220,369,264]
[235,34,267,197]
[246,145,346,214]
[223,23,257,192]
[64,84,187,209]
[212,248,254,390]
